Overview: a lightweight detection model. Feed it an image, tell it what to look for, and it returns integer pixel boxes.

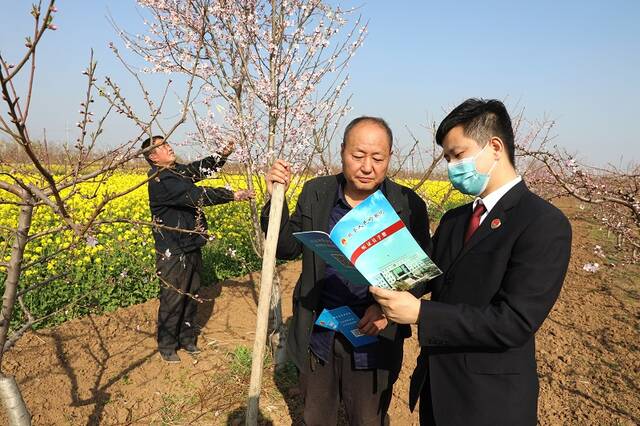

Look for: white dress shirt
[473,176,522,224]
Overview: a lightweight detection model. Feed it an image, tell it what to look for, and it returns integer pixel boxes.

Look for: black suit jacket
[410,181,572,426]
[261,173,432,374]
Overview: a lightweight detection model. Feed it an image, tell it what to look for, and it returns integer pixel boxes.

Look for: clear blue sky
[1,0,638,166]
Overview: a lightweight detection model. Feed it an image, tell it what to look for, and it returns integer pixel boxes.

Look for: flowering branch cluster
[120,0,366,258]
[123,0,365,170]
[516,117,639,261]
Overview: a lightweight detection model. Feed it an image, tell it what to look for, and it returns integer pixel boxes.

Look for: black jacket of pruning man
[262,117,432,425]
[142,136,253,363]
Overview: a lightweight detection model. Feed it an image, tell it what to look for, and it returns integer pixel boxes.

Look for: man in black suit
[370,99,572,426]
[262,117,432,425]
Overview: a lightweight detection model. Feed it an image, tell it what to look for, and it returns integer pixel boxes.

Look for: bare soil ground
[3,201,639,425]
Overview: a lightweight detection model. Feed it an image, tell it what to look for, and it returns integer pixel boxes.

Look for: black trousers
[419,378,436,426]
[156,249,201,352]
[298,334,399,426]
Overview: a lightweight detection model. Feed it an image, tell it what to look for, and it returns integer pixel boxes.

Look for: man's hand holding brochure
[293,190,442,343]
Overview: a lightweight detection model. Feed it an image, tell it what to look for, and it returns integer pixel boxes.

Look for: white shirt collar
[473,176,522,223]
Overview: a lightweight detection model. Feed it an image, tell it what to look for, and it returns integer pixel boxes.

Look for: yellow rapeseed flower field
[0,171,466,328]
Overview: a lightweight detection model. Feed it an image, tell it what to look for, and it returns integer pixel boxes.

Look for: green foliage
[229,345,254,377]
[200,202,262,284]
[5,235,160,330]
[228,344,271,377]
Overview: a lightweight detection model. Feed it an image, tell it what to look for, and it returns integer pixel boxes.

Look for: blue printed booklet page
[293,190,442,291]
[314,306,378,347]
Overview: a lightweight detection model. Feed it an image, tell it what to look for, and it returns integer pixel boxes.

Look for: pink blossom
[124,0,365,194]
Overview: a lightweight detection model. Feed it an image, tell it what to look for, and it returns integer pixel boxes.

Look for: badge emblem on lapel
[491,218,501,229]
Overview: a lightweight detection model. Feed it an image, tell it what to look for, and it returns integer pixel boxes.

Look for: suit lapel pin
[491,218,501,229]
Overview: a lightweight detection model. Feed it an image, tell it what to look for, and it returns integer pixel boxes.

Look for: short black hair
[342,116,393,151]
[435,98,515,166]
[141,135,165,165]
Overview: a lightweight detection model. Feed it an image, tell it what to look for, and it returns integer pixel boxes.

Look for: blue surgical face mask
[447,143,497,196]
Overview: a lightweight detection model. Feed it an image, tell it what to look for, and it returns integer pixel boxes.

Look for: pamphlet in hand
[293,190,442,291]
[315,306,378,347]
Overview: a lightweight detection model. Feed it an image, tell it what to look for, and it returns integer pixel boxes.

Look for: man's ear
[489,137,503,159]
[340,142,346,154]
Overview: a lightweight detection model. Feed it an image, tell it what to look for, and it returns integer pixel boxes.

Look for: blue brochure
[315,306,378,347]
[294,190,442,290]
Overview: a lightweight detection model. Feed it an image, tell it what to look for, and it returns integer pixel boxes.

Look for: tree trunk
[0,376,30,426]
[243,162,265,259]
[264,0,286,368]
[0,202,33,425]
[246,182,285,425]
[269,273,287,370]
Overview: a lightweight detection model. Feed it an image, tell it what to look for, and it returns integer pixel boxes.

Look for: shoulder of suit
[439,202,471,222]
[516,189,571,229]
[385,179,424,204]
[301,174,338,192]
[521,190,566,215]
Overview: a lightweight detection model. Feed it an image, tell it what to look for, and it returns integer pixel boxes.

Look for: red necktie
[464,202,486,245]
